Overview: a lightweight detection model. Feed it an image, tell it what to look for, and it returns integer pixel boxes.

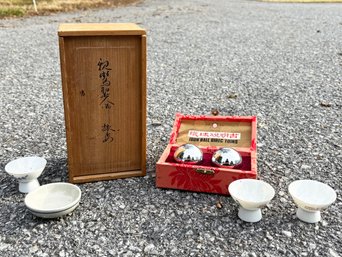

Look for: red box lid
[169,113,257,152]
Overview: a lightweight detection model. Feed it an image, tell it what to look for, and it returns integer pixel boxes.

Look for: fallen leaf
[216,200,223,209]
[227,93,238,99]
[211,108,219,116]
[320,102,332,107]
[151,120,162,126]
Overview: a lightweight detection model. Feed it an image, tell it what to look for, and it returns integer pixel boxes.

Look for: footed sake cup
[229,179,275,222]
[5,156,46,193]
[288,180,336,223]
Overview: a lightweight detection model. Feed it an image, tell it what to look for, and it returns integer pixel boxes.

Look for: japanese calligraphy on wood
[58,23,146,183]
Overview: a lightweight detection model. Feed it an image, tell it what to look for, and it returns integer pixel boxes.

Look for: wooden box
[58,23,146,183]
[156,114,257,195]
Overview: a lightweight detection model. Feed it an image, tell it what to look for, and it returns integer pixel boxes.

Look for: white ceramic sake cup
[229,179,275,222]
[5,156,47,193]
[288,180,336,223]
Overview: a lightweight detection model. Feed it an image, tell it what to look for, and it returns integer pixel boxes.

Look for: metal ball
[212,148,242,168]
[174,144,203,164]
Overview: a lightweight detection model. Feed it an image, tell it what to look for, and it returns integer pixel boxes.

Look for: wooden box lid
[58,23,146,37]
[58,23,146,183]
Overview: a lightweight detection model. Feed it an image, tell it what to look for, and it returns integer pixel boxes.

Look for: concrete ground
[0,0,341,256]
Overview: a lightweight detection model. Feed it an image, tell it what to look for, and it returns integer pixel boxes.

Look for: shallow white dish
[229,179,275,222]
[5,156,47,193]
[25,182,81,218]
[29,203,80,219]
[288,179,336,223]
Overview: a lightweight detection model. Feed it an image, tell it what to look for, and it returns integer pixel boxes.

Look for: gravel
[0,0,341,256]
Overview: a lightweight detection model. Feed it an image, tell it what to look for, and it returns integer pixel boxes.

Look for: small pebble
[282,231,292,238]
[328,249,339,257]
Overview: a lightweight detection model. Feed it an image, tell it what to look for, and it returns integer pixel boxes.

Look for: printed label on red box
[188,130,241,139]
[188,130,241,143]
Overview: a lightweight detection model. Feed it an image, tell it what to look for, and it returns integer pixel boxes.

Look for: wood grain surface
[59,24,146,183]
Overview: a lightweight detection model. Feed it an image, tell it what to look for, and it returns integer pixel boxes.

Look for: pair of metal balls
[173,144,242,168]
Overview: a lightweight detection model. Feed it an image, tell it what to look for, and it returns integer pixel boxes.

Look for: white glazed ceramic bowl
[29,203,80,219]
[229,179,275,222]
[229,179,275,210]
[5,156,47,193]
[288,180,336,212]
[25,182,81,218]
[5,156,46,181]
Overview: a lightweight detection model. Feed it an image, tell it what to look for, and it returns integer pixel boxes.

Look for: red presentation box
[156,114,257,195]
